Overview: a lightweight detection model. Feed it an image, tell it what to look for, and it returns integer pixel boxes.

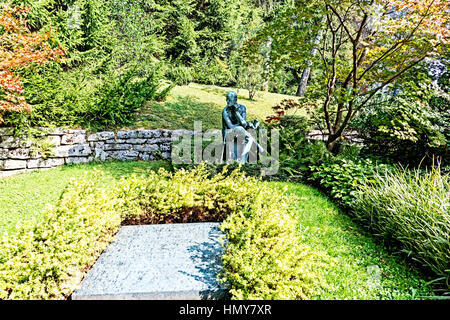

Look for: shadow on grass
[136,96,222,130]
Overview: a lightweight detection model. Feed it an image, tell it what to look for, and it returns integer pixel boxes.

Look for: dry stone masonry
[0,127,194,178]
[1,127,362,178]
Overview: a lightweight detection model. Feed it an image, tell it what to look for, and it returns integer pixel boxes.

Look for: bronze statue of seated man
[222,91,260,162]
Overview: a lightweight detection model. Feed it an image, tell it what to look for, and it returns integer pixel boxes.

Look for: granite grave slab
[72,222,228,300]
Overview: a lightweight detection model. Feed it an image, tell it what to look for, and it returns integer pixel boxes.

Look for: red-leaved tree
[0,4,64,124]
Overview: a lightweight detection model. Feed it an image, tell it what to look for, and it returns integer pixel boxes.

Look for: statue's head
[226,91,238,107]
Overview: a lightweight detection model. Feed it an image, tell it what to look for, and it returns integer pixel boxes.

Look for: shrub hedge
[220,184,322,299]
[0,165,323,299]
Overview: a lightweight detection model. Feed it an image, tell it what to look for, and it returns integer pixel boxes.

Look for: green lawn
[0,162,432,299]
[0,161,170,234]
[129,83,301,130]
[271,182,432,299]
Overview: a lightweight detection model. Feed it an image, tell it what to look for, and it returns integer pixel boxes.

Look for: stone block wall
[0,128,193,178]
[307,130,363,145]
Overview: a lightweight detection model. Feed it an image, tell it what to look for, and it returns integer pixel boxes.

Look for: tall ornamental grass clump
[353,167,450,286]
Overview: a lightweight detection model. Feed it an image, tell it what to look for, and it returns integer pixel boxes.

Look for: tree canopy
[247,0,449,150]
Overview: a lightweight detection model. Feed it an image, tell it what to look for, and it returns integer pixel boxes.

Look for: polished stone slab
[72,222,228,300]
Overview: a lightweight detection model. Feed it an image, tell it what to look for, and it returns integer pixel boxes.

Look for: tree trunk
[326,135,338,153]
[296,23,323,97]
[262,36,272,92]
[297,67,311,97]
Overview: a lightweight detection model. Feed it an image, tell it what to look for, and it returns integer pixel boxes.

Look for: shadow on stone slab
[182,227,230,300]
[72,222,229,300]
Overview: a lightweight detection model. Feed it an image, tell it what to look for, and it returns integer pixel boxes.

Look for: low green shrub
[265,101,332,181]
[309,158,390,208]
[351,93,448,167]
[220,184,323,299]
[0,165,323,299]
[173,162,271,181]
[0,170,122,299]
[115,166,261,224]
[353,167,450,286]
[274,115,323,180]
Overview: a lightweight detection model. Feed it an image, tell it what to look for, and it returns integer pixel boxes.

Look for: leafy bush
[275,116,330,180]
[352,92,448,167]
[266,100,332,181]
[115,166,260,224]
[87,66,174,129]
[192,58,234,86]
[0,165,323,299]
[18,63,99,128]
[309,158,390,208]
[173,161,271,181]
[353,167,450,287]
[18,63,173,130]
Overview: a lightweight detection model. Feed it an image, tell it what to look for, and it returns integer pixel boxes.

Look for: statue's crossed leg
[223,127,262,163]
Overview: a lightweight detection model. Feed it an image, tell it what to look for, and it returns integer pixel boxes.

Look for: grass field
[0,162,432,299]
[129,83,300,130]
[0,161,170,234]
[275,182,432,299]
